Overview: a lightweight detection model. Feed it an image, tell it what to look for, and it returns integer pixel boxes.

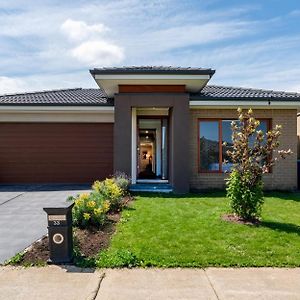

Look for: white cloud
[0,71,99,95]
[71,40,124,66]
[0,1,299,93]
[60,18,124,66]
[61,18,109,42]
[0,76,26,94]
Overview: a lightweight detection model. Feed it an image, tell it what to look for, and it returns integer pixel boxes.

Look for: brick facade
[189,109,297,191]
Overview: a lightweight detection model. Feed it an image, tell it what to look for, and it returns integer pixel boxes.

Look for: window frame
[198,118,272,174]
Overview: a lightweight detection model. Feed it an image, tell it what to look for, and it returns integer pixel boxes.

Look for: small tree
[225,108,292,221]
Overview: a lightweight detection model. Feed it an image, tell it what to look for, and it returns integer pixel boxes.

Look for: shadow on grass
[264,191,300,202]
[132,190,300,202]
[260,220,300,236]
[131,190,226,199]
[123,206,136,211]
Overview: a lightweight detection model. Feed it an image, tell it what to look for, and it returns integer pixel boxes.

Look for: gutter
[189,100,300,109]
[0,106,115,113]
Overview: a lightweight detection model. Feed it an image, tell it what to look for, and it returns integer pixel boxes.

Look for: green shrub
[5,252,24,265]
[225,108,291,220]
[113,171,131,193]
[96,249,139,268]
[71,192,110,228]
[226,170,264,220]
[92,178,123,212]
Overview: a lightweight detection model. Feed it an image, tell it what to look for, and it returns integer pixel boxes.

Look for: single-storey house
[0,66,299,193]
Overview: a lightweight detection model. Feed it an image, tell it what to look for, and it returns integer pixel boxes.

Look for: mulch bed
[13,196,133,266]
[222,213,260,226]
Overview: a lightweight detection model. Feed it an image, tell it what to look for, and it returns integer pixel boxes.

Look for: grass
[96,191,300,268]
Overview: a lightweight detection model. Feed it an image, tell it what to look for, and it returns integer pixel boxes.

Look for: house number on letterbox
[48,215,66,225]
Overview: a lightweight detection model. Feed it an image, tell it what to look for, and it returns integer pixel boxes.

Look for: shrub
[113,171,131,193]
[225,108,291,220]
[227,170,264,220]
[96,249,139,268]
[92,178,123,211]
[71,192,110,228]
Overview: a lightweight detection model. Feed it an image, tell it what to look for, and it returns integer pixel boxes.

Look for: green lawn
[97,191,300,267]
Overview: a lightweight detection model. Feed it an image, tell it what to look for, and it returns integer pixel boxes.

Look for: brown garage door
[0,123,113,183]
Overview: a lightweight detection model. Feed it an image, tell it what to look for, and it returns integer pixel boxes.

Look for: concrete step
[129,183,173,193]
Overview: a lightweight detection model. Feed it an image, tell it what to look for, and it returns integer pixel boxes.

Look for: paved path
[0,184,89,264]
[0,267,299,300]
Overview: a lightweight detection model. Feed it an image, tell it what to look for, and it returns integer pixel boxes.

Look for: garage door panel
[0,151,113,161]
[0,123,113,183]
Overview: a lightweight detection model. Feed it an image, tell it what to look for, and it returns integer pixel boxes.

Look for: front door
[137,118,168,180]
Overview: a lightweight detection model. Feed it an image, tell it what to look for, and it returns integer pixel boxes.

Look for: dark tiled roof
[90,66,215,75]
[2,85,299,106]
[190,85,300,101]
[0,88,112,106]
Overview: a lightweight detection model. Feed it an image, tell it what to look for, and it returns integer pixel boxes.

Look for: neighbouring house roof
[190,85,300,101]
[90,66,216,76]
[0,88,113,106]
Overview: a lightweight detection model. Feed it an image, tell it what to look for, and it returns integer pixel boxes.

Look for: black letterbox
[43,203,74,264]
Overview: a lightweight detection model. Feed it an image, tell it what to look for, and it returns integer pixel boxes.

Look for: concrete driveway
[0,184,90,264]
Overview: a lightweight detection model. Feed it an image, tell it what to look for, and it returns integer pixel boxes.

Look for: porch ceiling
[92,75,211,97]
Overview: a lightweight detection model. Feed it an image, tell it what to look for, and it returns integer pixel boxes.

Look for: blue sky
[0,0,300,93]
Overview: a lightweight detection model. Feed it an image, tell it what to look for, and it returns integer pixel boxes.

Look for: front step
[129,183,173,193]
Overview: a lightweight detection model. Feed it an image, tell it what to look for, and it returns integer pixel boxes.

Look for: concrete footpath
[0,267,299,300]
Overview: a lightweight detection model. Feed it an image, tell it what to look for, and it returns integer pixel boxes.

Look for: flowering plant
[71,192,110,228]
[92,178,123,211]
[225,108,291,220]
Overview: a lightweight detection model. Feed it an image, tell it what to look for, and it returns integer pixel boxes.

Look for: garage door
[0,123,113,183]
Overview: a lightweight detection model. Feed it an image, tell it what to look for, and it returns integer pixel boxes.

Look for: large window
[199,119,270,173]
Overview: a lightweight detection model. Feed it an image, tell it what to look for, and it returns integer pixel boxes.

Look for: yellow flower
[83,213,90,220]
[79,193,90,202]
[75,199,84,207]
[103,200,110,212]
[87,200,96,208]
[92,180,101,192]
[94,208,103,216]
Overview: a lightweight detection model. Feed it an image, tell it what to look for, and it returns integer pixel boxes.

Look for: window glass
[199,121,220,171]
[222,120,234,172]
[199,119,269,173]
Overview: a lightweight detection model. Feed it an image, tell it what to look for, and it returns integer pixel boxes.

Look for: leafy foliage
[92,178,124,212]
[113,171,131,194]
[227,169,264,220]
[96,249,139,268]
[5,251,25,265]
[70,192,110,228]
[225,108,291,220]
[69,173,130,228]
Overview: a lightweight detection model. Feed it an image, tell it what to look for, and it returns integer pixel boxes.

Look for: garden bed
[8,196,133,267]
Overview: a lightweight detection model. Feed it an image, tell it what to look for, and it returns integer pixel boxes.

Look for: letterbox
[43,203,74,264]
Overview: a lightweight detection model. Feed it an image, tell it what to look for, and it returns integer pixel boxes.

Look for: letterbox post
[43,203,74,264]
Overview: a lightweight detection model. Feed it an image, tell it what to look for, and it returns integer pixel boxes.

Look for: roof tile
[90,66,215,75]
[0,88,112,106]
[190,85,300,101]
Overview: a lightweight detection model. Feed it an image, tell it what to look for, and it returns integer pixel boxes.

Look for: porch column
[131,108,137,184]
